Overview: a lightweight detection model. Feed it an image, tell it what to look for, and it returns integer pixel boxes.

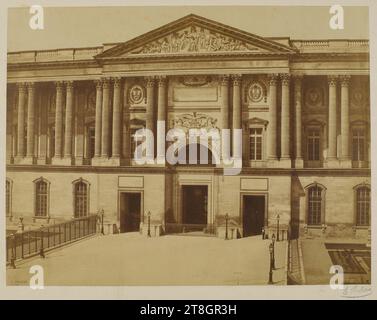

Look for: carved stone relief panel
[303,77,326,115]
[168,76,220,108]
[243,76,268,111]
[130,25,260,55]
[169,112,219,133]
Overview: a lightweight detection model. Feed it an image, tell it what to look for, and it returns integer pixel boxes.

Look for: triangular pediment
[96,14,296,59]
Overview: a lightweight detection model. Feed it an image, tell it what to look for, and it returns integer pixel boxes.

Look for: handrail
[6,214,100,267]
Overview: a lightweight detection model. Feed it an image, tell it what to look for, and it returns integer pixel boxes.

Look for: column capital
[26,82,35,91]
[267,74,279,86]
[340,75,351,87]
[102,78,111,89]
[16,82,27,92]
[231,74,242,86]
[65,81,74,91]
[145,76,156,88]
[327,75,338,86]
[113,77,122,88]
[95,79,103,90]
[55,81,65,91]
[292,74,304,84]
[220,74,230,86]
[280,73,291,86]
[157,76,167,87]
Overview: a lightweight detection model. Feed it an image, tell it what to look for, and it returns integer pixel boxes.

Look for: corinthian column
[294,75,303,168]
[157,76,167,163]
[221,75,230,161]
[146,77,155,161]
[280,74,291,162]
[53,81,64,160]
[16,83,26,160]
[25,82,35,162]
[94,80,103,158]
[101,78,111,158]
[327,75,338,162]
[232,74,242,160]
[63,81,74,162]
[340,75,351,167]
[111,77,122,162]
[267,74,278,161]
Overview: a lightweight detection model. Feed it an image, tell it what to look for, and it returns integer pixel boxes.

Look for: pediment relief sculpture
[131,26,260,55]
[170,112,219,132]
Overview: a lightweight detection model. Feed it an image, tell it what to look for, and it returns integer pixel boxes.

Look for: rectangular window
[352,129,366,161]
[356,187,370,226]
[88,127,95,159]
[307,129,320,161]
[249,128,263,160]
[35,181,48,217]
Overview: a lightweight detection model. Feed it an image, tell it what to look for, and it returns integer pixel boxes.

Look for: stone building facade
[5,14,371,239]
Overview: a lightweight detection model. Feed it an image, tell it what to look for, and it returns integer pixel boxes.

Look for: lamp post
[147,211,151,237]
[225,213,229,240]
[271,233,276,269]
[276,214,280,242]
[268,242,273,284]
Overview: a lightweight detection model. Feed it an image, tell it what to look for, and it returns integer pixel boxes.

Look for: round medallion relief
[129,85,144,104]
[305,87,322,107]
[352,89,364,105]
[248,82,263,102]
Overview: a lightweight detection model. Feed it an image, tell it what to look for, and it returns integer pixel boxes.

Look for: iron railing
[6,215,99,266]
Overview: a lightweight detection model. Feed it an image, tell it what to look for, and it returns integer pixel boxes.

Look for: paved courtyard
[7,233,287,286]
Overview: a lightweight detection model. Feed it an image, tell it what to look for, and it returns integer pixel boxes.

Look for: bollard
[225,213,229,240]
[147,211,151,237]
[100,210,105,235]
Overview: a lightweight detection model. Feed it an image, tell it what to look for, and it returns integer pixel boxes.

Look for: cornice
[6,164,371,177]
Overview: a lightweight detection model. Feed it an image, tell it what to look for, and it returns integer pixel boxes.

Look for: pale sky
[7,6,369,52]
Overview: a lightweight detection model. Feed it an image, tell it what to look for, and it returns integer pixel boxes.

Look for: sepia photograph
[1,1,374,300]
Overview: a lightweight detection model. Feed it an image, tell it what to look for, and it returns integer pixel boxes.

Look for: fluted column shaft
[26,82,35,158]
[294,75,303,160]
[221,75,230,129]
[281,74,290,159]
[232,75,242,130]
[146,77,155,160]
[157,76,167,161]
[54,81,64,158]
[328,76,338,159]
[340,75,350,160]
[17,83,26,157]
[112,78,122,158]
[267,74,278,160]
[94,80,103,157]
[64,81,74,158]
[101,78,111,158]
[232,75,242,159]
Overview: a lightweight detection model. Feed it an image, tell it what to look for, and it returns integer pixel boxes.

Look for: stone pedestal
[340,159,352,168]
[279,158,292,168]
[324,159,340,168]
[52,157,72,166]
[294,158,304,168]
